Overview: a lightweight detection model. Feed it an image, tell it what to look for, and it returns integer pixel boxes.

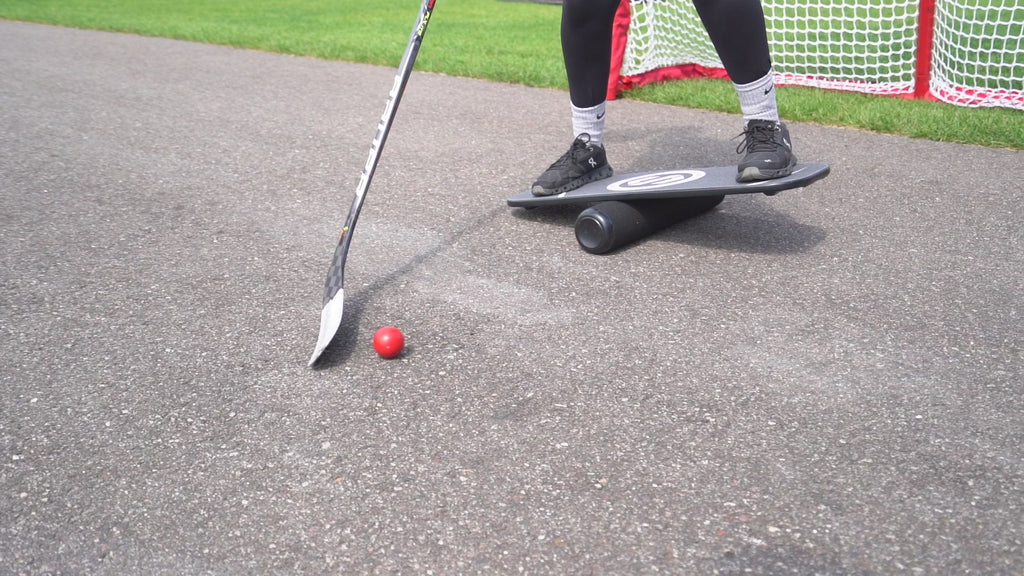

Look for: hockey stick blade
[308,0,437,366]
[309,288,344,366]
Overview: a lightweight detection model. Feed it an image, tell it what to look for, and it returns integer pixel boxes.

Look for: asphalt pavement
[1,20,1021,575]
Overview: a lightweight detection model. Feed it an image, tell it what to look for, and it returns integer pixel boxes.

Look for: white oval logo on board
[606,170,706,192]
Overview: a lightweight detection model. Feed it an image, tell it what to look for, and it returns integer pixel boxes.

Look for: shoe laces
[549,133,594,169]
[735,122,780,154]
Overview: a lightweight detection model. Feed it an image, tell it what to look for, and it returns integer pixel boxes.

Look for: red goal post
[608,0,1024,110]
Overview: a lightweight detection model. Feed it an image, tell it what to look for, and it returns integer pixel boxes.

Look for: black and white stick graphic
[310,0,438,366]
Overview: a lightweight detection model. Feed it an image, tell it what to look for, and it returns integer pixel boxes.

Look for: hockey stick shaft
[331,0,436,288]
[310,0,437,366]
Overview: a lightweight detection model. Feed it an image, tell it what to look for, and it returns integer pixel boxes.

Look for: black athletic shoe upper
[532,134,613,196]
[736,120,797,182]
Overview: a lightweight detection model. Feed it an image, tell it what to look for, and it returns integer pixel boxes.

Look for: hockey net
[609,0,1024,110]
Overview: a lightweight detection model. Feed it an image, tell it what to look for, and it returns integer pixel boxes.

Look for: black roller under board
[575,196,724,254]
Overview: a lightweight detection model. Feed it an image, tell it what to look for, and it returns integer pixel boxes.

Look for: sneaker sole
[531,165,614,197]
[737,160,797,183]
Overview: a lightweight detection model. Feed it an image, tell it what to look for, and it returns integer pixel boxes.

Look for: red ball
[372,326,405,359]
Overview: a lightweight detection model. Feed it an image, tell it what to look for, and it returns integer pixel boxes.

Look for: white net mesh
[767,1,920,96]
[623,1,722,71]
[618,0,1024,109]
[930,0,1023,108]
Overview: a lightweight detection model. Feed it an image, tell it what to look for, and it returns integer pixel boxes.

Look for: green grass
[1,0,1021,149]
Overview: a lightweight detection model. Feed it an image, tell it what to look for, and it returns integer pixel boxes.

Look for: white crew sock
[734,71,780,125]
[571,101,607,146]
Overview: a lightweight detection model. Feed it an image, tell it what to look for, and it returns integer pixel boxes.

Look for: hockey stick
[309,0,438,366]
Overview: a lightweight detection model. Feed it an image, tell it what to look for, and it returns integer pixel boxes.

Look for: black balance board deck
[508,162,830,208]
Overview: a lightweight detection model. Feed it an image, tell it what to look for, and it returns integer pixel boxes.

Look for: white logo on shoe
[607,170,706,191]
[588,158,598,168]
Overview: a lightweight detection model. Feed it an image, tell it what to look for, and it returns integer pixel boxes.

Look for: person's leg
[562,0,620,145]
[691,0,772,85]
[692,0,796,181]
[532,0,619,196]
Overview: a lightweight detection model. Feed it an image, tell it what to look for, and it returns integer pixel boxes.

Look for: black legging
[562,0,772,108]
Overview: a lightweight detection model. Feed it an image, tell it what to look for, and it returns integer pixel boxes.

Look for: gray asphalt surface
[1,20,1021,575]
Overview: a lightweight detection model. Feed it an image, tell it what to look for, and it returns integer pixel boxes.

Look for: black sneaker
[735,120,797,182]
[531,134,613,196]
